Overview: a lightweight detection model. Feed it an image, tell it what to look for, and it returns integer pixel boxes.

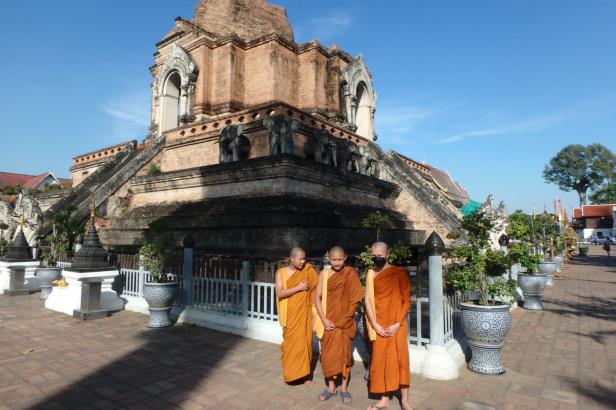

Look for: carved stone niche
[219,124,251,163]
[306,129,338,167]
[263,116,299,156]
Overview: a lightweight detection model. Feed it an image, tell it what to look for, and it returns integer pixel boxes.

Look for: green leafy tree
[543,144,616,206]
[590,183,616,204]
[360,211,392,241]
[506,210,531,241]
[445,211,514,305]
[45,205,83,265]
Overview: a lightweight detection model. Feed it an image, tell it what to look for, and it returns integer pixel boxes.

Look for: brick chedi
[45,0,467,258]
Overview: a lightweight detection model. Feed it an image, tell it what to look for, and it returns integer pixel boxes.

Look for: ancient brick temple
[47,0,467,257]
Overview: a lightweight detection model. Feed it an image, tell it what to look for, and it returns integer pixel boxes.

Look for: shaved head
[289,247,306,270]
[371,242,389,254]
[329,246,346,257]
[290,247,305,257]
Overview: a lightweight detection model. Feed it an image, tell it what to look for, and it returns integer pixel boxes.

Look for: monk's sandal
[318,390,337,401]
[340,391,352,403]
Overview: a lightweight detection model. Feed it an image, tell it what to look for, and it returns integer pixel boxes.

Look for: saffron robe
[318,266,363,379]
[276,263,318,382]
[368,266,411,393]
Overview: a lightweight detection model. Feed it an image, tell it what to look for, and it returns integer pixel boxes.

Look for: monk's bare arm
[275,270,307,299]
[315,270,335,330]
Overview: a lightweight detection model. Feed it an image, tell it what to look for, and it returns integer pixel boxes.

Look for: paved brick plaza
[1,248,615,410]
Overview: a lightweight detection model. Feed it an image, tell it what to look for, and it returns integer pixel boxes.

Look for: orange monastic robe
[277,263,318,383]
[369,266,411,394]
[319,266,363,379]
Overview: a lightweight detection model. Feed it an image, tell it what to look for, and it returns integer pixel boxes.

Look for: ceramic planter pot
[538,261,557,286]
[551,255,564,272]
[579,247,589,256]
[34,267,62,300]
[460,302,512,375]
[517,273,547,310]
[143,282,179,328]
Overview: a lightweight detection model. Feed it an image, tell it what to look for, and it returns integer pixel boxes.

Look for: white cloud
[100,90,150,141]
[376,104,452,145]
[437,114,563,144]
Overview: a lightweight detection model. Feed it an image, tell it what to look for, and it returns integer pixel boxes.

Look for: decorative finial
[425,231,445,256]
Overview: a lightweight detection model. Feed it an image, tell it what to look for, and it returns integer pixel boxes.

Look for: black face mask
[371,256,387,269]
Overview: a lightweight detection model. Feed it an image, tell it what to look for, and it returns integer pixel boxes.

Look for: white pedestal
[0,260,41,293]
[419,339,467,380]
[45,269,125,316]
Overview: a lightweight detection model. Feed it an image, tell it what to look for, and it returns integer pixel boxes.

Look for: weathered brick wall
[192,0,294,42]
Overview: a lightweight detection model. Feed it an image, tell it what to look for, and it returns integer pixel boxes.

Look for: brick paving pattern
[1,247,614,409]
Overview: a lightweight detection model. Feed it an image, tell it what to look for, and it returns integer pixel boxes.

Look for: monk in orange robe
[275,247,318,384]
[365,242,412,410]
[314,246,363,403]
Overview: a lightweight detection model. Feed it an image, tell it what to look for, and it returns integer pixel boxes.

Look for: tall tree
[590,183,616,204]
[543,144,616,206]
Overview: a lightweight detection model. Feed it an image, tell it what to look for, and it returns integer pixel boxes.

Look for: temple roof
[191,0,294,43]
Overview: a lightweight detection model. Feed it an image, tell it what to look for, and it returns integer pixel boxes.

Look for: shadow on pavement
[543,293,616,322]
[29,322,242,409]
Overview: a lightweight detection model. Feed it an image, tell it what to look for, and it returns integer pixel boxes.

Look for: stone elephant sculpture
[313,129,338,166]
[263,116,299,155]
[219,124,245,163]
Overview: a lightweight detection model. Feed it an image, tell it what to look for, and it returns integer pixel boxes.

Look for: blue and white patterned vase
[143,282,179,328]
[461,302,512,375]
[517,273,547,310]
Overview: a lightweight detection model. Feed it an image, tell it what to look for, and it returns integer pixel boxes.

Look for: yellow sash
[365,268,377,341]
[276,268,288,327]
[314,269,329,339]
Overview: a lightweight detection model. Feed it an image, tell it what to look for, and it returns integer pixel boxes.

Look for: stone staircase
[40,138,165,235]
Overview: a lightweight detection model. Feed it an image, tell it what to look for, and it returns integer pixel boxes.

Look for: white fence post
[138,254,145,298]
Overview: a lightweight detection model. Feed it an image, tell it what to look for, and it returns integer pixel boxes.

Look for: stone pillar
[73,277,107,320]
[421,231,461,380]
[6,267,28,296]
[182,235,195,306]
[427,232,445,346]
[241,261,250,316]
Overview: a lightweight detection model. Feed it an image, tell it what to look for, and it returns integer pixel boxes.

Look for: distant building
[0,171,70,193]
[572,204,616,241]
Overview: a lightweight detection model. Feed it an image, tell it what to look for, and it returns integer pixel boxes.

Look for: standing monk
[276,247,318,384]
[365,242,412,410]
[314,246,363,403]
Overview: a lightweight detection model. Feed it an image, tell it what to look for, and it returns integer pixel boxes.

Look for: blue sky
[1,0,615,216]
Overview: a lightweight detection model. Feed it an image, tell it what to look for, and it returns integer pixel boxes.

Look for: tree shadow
[569,254,615,267]
[543,293,616,322]
[559,375,616,409]
[566,329,616,344]
[29,321,243,409]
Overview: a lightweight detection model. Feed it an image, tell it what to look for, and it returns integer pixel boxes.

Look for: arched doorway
[160,71,181,132]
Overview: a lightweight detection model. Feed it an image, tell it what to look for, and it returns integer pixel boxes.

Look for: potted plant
[509,242,545,310]
[445,211,516,375]
[139,242,178,328]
